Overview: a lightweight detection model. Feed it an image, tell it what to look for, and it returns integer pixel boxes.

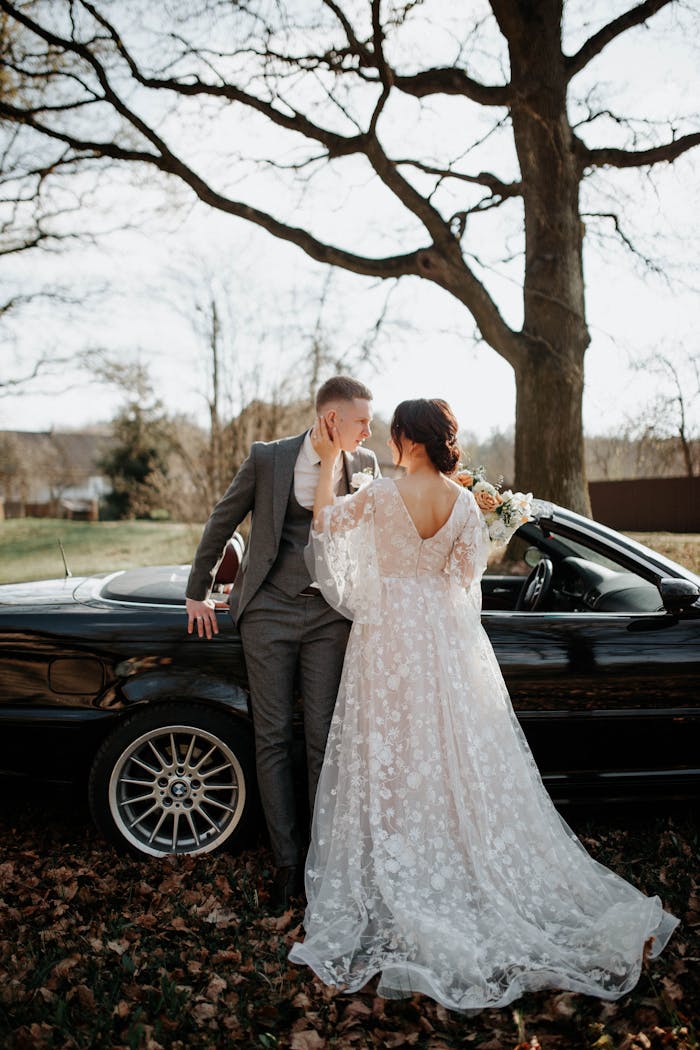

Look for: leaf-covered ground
[0,792,697,1050]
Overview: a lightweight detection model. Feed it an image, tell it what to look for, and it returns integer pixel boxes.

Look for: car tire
[88,701,257,858]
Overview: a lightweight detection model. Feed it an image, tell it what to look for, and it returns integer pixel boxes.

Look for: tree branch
[368,0,392,136]
[0,353,79,393]
[580,132,700,169]
[0,1,524,371]
[582,210,666,275]
[0,99,430,281]
[395,159,521,198]
[567,0,673,78]
[3,0,367,161]
[392,67,510,106]
[321,0,372,66]
[1,2,501,261]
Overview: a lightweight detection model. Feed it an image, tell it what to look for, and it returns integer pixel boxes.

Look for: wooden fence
[588,476,699,532]
[0,498,99,522]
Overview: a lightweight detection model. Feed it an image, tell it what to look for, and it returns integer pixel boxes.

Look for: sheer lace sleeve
[306,482,382,623]
[447,490,490,591]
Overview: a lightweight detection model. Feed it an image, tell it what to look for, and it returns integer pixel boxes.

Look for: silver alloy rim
[108,723,246,857]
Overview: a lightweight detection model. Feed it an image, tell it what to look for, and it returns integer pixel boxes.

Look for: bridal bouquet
[454,465,532,546]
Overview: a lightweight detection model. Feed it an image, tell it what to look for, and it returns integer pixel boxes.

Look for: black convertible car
[1,501,698,859]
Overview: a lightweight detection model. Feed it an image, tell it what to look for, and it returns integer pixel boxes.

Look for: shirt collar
[303,429,320,466]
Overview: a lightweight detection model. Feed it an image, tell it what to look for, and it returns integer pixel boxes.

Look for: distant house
[0,430,111,519]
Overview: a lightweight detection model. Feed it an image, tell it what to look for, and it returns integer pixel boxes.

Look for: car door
[481,529,700,802]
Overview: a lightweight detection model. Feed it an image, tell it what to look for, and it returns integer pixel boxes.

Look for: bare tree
[1,1,698,511]
[461,427,516,488]
[0,287,90,396]
[627,349,700,477]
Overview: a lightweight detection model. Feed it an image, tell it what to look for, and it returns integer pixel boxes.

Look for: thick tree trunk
[514,352,586,510]
[494,0,591,514]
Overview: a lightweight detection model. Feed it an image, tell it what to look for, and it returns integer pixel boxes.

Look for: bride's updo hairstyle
[390,398,461,474]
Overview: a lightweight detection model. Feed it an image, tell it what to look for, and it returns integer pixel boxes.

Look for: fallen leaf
[205,975,227,1000]
[202,907,239,926]
[106,938,129,955]
[552,991,577,1017]
[260,908,295,931]
[51,955,80,978]
[660,976,683,1002]
[341,999,372,1020]
[69,984,96,1011]
[290,1031,326,1050]
[192,1001,217,1025]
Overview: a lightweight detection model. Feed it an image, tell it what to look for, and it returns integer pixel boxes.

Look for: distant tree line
[3,409,696,525]
[98,411,700,523]
[461,427,699,491]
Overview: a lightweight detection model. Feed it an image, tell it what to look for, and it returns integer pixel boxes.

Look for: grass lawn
[627,533,700,577]
[0,518,204,584]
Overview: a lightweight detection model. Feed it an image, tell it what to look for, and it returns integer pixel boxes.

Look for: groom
[185,376,379,907]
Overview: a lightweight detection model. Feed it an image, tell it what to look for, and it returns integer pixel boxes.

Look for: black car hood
[0,577,86,606]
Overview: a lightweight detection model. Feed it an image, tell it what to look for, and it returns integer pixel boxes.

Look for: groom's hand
[186,597,219,639]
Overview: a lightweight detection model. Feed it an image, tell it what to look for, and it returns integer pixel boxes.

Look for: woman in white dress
[288,398,678,1011]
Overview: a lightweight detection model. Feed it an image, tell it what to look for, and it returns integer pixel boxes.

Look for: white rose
[472,479,498,497]
[351,469,373,490]
[489,520,508,541]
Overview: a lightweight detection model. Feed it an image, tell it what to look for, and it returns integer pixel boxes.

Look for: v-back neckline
[391,479,461,542]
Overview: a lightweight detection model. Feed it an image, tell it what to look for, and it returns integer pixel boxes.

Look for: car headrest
[213,533,245,584]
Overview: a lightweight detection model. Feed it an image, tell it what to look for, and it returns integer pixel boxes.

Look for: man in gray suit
[185,376,379,908]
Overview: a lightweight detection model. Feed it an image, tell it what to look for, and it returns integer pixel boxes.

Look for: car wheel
[88,702,256,858]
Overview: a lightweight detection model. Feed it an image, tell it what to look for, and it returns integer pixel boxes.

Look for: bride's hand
[311,414,341,466]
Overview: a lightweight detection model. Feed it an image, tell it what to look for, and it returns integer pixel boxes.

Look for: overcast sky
[1,0,698,440]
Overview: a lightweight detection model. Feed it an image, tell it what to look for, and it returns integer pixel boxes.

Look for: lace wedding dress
[288,478,678,1010]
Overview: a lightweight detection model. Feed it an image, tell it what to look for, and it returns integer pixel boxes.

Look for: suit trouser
[237,583,351,867]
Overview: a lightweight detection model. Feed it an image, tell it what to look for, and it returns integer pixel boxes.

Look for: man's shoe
[271,865,304,910]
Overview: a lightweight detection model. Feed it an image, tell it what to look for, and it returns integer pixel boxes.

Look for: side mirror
[659,577,700,613]
[524,546,542,568]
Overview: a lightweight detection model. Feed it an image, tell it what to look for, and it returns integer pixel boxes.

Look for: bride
[288,398,678,1010]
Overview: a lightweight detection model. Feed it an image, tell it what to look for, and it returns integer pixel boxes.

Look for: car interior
[482,521,664,614]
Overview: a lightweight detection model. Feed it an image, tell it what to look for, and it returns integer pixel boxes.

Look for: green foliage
[99,395,175,521]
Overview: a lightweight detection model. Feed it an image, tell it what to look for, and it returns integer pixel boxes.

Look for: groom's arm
[186,448,257,603]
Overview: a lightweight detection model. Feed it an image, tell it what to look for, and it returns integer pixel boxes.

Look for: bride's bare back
[393,473,462,540]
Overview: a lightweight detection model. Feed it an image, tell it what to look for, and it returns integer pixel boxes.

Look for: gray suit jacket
[186,431,380,622]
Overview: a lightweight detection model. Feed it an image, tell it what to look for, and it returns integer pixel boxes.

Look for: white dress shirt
[294,430,345,510]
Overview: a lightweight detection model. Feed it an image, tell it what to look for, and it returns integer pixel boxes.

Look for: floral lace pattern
[289,479,678,1010]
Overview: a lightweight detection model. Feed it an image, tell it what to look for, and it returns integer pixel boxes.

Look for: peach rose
[455,472,473,487]
[474,489,504,513]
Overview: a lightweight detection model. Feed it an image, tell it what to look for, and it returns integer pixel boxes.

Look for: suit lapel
[272,431,306,543]
[342,452,352,495]
[343,449,375,493]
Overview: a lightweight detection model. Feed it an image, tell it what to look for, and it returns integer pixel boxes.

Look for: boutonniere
[350,467,374,490]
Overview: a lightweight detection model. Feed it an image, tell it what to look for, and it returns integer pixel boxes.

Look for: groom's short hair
[316,376,373,412]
